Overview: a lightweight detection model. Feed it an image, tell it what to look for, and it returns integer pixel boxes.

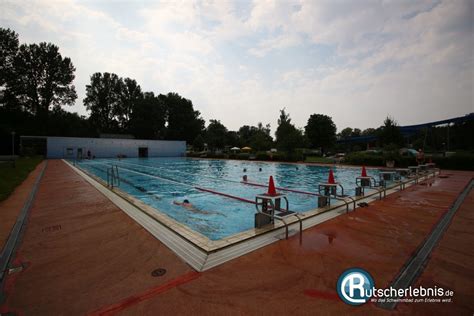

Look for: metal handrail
[114,165,120,186]
[106,167,111,187]
[335,195,356,212]
[317,183,352,212]
[256,201,291,239]
[255,197,303,243]
[328,195,349,212]
[106,165,120,188]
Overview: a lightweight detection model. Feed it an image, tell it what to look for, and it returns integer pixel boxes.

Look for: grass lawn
[0,156,43,201]
[305,156,334,164]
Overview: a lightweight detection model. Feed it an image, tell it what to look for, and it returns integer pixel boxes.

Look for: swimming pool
[75,158,380,240]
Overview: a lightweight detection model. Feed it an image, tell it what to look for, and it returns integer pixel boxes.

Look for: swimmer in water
[173,199,223,216]
[174,199,194,209]
[242,175,248,182]
[259,167,262,172]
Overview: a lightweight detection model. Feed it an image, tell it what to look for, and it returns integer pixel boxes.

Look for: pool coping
[63,159,439,271]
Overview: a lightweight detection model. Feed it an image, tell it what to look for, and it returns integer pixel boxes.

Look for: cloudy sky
[1,0,473,132]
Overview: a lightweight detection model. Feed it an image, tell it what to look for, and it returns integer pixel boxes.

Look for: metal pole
[447,123,450,151]
[11,131,15,156]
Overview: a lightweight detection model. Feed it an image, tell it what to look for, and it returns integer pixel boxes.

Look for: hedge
[345,152,474,170]
[186,151,473,170]
[432,153,474,171]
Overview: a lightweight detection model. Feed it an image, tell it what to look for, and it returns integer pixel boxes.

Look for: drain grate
[151,268,166,277]
[377,179,473,310]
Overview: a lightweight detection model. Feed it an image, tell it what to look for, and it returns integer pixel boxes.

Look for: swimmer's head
[183,199,190,204]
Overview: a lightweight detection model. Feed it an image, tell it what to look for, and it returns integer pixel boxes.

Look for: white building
[21,136,186,159]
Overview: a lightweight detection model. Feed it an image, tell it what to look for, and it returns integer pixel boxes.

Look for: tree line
[2,27,471,156]
[0,27,340,155]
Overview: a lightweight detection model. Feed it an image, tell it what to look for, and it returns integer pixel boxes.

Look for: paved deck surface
[397,189,474,315]
[0,160,472,315]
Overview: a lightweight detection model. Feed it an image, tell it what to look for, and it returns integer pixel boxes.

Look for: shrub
[345,152,384,166]
[269,152,287,161]
[237,153,250,160]
[433,153,474,171]
[396,156,417,168]
[345,151,474,170]
[255,151,270,160]
[305,156,334,164]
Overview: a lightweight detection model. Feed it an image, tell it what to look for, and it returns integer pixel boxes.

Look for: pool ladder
[107,165,120,188]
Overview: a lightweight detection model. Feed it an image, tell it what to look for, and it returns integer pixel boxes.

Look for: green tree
[47,107,95,137]
[238,125,253,146]
[378,116,404,147]
[7,42,77,116]
[275,109,304,153]
[339,127,353,139]
[84,72,122,132]
[192,134,205,151]
[249,123,273,150]
[361,128,376,136]
[159,92,205,142]
[205,119,228,150]
[0,28,19,87]
[226,131,240,148]
[352,128,361,137]
[115,77,142,130]
[238,123,273,150]
[129,92,166,139]
[304,113,337,154]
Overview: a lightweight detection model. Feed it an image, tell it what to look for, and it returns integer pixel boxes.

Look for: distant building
[20,136,186,159]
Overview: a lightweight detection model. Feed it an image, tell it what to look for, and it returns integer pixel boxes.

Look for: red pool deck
[397,189,474,315]
[0,160,472,315]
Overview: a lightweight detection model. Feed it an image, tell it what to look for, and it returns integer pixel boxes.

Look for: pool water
[76,158,380,240]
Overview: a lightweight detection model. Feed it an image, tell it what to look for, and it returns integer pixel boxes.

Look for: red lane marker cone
[267,176,277,196]
[361,166,368,177]
[327,169,336,184]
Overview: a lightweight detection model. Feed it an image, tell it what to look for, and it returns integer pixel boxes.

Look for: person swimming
[242,175,248,182]
[174,199,193,208]
[173,199,223,216]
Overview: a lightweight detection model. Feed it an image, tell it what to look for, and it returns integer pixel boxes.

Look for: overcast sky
[1,0,473,132]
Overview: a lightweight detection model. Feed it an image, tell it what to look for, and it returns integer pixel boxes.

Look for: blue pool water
[76,158,380,240]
